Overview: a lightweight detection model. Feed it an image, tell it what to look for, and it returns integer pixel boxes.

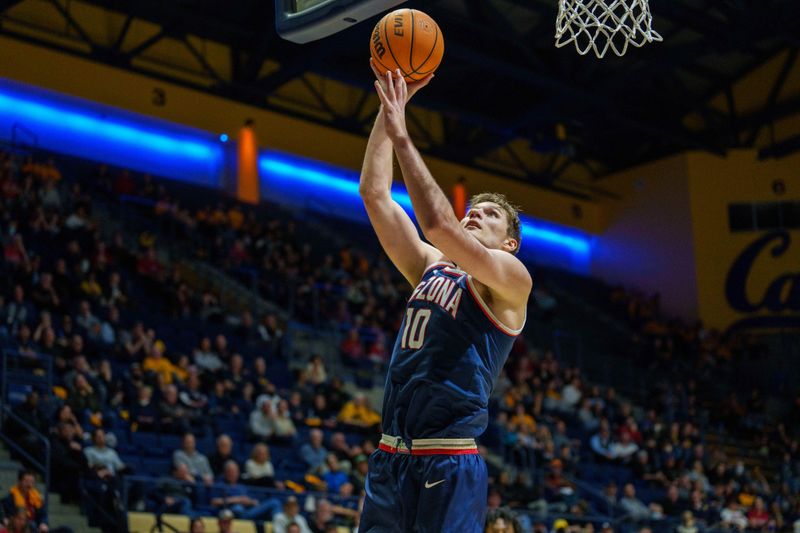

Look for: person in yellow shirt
[209,203,228,226]
[80,273,103,299]
[42,158,62,182]
[509,403,537,433]
[338,393,381,429]
[9,470,44,525]
[143,341,181,384]
[227,205,245,231]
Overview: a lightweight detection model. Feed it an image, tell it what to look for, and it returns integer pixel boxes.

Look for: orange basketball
[370,9,444,82]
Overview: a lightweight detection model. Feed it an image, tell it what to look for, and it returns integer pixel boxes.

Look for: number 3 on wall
[401,308,431,350]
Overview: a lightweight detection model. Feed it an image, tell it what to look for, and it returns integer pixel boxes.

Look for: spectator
[720,500,748,531]
[349,454,369,493]
[590,425,614,462]
[337,393,380,430]
[307,355,327,385]
[5,282,35,335]
[309,499,335,533]
[152,462,196,515]
[249,399,275,442]
[210,461,281,520]
[216,509,234,533]
[179,373,209,414]
[193,337,223,373]
[7,471,44,529]
[136,247,164,281]
[661,484,686,516]
[50,422,87,501]
[159,384,193,434]
[102,272,128,308]
[322,453,348,494]
[747,497,770,530]
[272,496,312,533]
[300,429,328,473]
[209,434,236,478]
[619,483,653,522]
[189,517,205,533]
[30,273,60,312]
[677,511,698,533]
[244,443,281,488]
[129,385,157,432]
[560,377,582,412]
[84,428,126,479]
[610,432,638,464]
[173,432,214,485]
[0,507,34,533]
[272,399,298,443]
[510,404,536,433]
[329,432,361,465]
[484,507,523,533]
[142,341,180,385]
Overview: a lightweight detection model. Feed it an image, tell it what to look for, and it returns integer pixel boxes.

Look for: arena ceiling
[1,0,799,199]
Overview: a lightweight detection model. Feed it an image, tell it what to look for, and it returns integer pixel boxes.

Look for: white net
[555,0,662,58]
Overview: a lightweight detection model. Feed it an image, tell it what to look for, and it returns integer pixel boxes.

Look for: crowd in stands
[105,170,417,382]
[0,150,385,531]
[1,149,799,533]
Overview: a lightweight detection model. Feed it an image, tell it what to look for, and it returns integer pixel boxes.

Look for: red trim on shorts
[411,448,479,456]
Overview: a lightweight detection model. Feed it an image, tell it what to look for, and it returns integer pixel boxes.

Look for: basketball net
[555,0,662,58]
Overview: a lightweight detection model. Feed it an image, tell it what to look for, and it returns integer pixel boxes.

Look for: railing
[1,349,54,406]
[79,476,126,532]
[0,349,56,519]
[0,405,51,513]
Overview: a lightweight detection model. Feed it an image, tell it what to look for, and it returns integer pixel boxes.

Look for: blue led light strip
[0,90,219,161]
[260,154,591,255]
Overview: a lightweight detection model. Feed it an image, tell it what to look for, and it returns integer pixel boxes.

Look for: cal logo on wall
[724,230,800,331]
[688,151,800,333]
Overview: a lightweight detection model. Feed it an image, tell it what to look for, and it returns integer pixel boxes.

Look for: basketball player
[358,61,532,532]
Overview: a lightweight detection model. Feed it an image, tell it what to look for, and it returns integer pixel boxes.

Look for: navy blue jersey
[381,261,523,440]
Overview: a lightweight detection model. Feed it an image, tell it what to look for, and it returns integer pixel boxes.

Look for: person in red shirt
[747,497,770,530]
[0,507,34,533]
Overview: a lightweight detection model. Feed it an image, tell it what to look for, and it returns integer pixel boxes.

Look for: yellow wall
[687,150,800,331]
[0,36,603,234]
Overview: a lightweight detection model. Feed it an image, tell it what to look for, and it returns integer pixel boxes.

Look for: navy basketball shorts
[359,434,488,533]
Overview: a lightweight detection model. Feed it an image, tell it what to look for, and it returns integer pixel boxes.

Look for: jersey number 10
[401,308,431,350]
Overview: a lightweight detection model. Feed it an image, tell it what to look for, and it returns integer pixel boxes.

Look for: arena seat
[127,511,156,533]
[160,513,190,530]
[234,519,260,533]
[199,517,261,533]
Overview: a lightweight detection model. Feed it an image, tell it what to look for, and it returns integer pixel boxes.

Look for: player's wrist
[392,134,413,149]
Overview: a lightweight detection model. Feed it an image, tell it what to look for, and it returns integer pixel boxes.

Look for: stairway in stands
[0,445,101,533]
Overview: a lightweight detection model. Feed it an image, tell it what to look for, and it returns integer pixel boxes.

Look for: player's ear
[503,238,518,253]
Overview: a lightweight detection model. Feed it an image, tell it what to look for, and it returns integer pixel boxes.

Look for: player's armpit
[424,223,532,306]
[362,192,442,287]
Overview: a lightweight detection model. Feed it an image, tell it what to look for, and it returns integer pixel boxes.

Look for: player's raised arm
[374,70,531,306]
[359,60,440,287]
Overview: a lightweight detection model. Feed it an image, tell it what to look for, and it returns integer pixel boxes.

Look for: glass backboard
[276,0,408,44]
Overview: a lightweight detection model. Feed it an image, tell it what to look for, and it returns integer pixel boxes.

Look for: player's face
[461,202,517,253]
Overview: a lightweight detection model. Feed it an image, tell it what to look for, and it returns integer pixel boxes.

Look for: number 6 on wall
[401,308,431,350]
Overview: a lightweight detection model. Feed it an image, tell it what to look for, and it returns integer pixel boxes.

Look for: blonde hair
[469,192,522,255]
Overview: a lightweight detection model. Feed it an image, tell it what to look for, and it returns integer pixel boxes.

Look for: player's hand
[374,69,414,143]
[370,58,433,102]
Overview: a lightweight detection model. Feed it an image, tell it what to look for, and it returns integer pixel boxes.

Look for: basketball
[370,9,444,82]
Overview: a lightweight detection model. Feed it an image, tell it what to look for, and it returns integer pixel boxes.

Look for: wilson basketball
[370,9,444,82]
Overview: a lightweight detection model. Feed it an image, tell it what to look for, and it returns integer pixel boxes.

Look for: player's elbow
[358,182,388,203]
